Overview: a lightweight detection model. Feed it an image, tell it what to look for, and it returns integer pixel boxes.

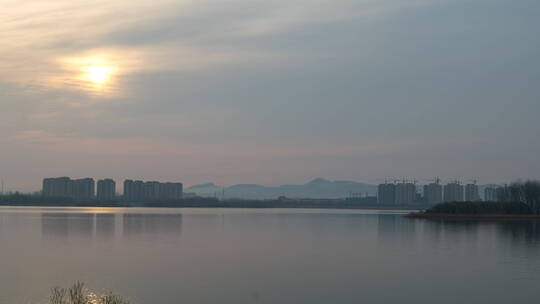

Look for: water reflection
[413,218,540,248]
[41,212,183,239]
[377,214,416,238]
[122,213,182,236]
[497,220,540,244]
[42,213,95,238]
[96,213,116,237]
[438,220,480,234]
[3,208,540,304]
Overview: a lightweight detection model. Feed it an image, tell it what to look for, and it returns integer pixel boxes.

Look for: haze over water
[1,207,540,304]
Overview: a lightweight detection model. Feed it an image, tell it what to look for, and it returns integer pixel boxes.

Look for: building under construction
[377,180,418,205]
[444,181,464,202]
[423,178,443,205]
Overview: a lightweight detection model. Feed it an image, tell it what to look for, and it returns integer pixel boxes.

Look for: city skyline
[36,175,503,205]
[31,175,506,203]
[1,175,509,194]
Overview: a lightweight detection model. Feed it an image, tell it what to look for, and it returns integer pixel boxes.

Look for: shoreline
[0,201,426,211]
[406,212,540,220]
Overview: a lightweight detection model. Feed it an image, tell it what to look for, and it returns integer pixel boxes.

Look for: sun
[83,66,113,84]
[56,52,127,96]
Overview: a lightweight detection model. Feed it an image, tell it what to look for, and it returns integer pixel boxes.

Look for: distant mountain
[184,183,222,196]
[186,178,377,200]
[187,183,220,190]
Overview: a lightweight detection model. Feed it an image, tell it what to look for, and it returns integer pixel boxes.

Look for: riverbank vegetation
[407,180,540,218]
[49,281,130,304]
[501,180,540,214]
[425,201,533,215]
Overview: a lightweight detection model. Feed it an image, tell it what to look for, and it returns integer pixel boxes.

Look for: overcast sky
[1,0,539,191]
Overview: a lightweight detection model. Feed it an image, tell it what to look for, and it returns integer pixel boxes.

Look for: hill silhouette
[185,178,377,199]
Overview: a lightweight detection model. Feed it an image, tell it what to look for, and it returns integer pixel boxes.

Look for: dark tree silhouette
[509,180,540,214]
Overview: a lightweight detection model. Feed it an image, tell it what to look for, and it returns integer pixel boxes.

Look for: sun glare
[57,51,132,96]
[84,66,113,84]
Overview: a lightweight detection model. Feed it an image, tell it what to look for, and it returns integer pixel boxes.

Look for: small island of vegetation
[408,180,540,220]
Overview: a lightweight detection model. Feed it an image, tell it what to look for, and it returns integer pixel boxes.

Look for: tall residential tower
[423,180,443,205]
[444,181,464,202]
[97,179,116,201]
[377,182,396,205]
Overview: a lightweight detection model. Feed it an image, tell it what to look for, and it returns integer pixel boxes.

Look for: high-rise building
[124,179,183,202]
[484,187,498,201]
[97,179,116,201]
[133,180,144,201]
[123,180,132,201]
[42,177,94,201]
[395,182,416,205]
[444,181,464,202]
[160,182,183,200]
[465,183,480,201]
[72,178,95,201]
[423,182,442,205]
[143,181,161,201]
[124,179,144,202]
[42,177,73,198]
[377,183,396,205]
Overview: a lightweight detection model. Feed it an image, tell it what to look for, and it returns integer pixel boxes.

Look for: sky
[1,0,540,191]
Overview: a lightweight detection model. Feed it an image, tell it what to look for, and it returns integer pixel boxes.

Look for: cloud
[1,0,539,191]
[0,0,440,97]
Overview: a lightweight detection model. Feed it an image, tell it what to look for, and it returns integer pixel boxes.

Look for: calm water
[1,207,540,304]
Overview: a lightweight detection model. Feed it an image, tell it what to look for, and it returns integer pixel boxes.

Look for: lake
[1,207,540,304]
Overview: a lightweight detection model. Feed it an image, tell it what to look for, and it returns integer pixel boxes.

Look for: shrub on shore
[425,201,533,215]
[49,281,130,304]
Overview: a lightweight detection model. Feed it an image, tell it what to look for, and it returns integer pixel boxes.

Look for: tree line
[425,180,540,215]
[497,180,540,214]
